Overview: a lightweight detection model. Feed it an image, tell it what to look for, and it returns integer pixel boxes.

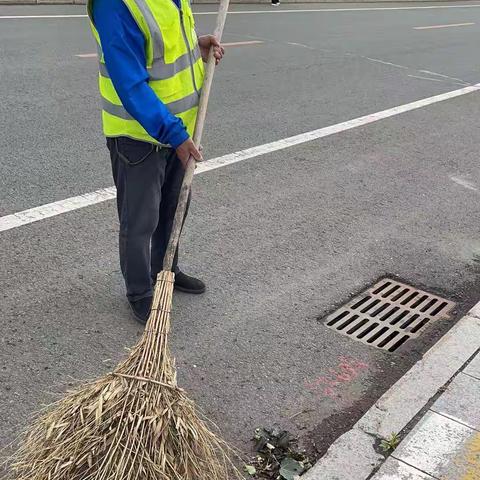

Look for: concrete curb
[303,301,480,480]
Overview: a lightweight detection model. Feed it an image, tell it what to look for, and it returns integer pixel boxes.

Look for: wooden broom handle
[163,0,230,271]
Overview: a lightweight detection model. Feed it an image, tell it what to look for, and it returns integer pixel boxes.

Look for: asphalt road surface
[1,0,480,469]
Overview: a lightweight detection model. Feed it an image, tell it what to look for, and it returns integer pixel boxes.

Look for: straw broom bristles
[8,270,241,480]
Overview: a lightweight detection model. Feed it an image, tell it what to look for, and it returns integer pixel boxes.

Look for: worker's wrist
[167,125,189,149]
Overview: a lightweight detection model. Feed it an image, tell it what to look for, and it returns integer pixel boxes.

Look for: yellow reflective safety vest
[87,0,204,145]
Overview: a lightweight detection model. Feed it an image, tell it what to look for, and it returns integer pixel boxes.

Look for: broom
[8,1,241,478]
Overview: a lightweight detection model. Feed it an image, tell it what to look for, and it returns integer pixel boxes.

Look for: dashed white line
[286,42,316,50]
[414,22,475,30]
[365,57,409,69]
[408,74,445,83]
[1,83,479,234]
[419,70,470,84]
[3,4,480,19]
[450,176,479,192]
[222,40,264,47]
[76,53,98,58]
[0,14,88,19]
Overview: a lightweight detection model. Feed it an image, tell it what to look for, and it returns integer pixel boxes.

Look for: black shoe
[174,271,206,294]
[129,296,153,324]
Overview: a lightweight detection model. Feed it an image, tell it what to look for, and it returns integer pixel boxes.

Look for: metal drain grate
[325,279,455,352]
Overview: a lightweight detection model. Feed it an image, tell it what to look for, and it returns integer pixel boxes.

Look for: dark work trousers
[107,137,189,302]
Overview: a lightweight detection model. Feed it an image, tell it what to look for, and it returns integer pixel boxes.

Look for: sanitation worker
[87,0,224,323]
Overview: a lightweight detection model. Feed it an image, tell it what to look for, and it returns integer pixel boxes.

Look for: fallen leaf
[279,457,305,480]
[244,465,256,476]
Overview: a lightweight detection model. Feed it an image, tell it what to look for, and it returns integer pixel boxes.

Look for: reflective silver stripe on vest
[102,90,200,119]
[98,47,200,81]
[148,47,201,80]
[98,0,201,81]
[102,100,133,120]
[166,90,200,115]
[132,0,165,60]
[99,61,109,78]
[96,42,104,62]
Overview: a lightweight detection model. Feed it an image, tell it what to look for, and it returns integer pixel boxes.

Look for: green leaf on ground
[245,464,257,476]
[279,457,305,480]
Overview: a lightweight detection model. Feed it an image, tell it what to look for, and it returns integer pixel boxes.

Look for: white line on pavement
[0,15,88,19]
[0,83,479,234]
[3,4,480,19]
[286,42,315,50]
[194,84,480,174]
[0,187,117,233]
[414,22,476,29]
[419,70,470,84]
[222,40,264,47]
[408,74,445,83]
[364,57,409,69]
[450,176,479,192]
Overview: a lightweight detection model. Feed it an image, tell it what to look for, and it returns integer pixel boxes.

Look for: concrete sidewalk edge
[302,301,480,480]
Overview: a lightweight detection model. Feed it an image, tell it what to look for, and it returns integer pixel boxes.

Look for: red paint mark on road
[305,357,369,398]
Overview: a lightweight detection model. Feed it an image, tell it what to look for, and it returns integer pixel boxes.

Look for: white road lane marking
[414,22,476,29]
[3,4,480,19]
[1,83,479,234]
[450,176,479,192]
[286,42,316,50]
[222,40,263,47]
[0,187,117,233]
[419,70,470,85]
[0,15,88,19]
[408,74,445,83]
[364,57,409,69]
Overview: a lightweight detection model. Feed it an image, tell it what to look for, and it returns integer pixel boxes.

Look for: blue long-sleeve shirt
[92,0,188,148]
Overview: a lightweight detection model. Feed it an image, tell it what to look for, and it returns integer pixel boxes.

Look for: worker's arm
[92,0,200,160]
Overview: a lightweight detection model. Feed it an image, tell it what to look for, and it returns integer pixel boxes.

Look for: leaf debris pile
[245,427,312,479]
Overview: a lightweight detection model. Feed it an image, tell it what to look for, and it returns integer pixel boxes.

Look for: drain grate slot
[361,298,381,313]
[420,299,437,312]
[378,331,398,348]
[389,335,409,352]
[390,310,409,326]
[357,322,379,339]
[347,318,369,335]
[372,303,390,317]
[351,296,370,310]
[383,284,400,297]
[411,318,429,333]
[400,291,418,305]
[338,314,359,330]
[431,301,448,316]
[367,326,389,344]
[324,279,455,352]
[391,288,409,302]
[326,310,349,327]
[380,306,399,322]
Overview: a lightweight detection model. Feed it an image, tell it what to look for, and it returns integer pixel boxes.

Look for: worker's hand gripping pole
[162,0,230,271]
